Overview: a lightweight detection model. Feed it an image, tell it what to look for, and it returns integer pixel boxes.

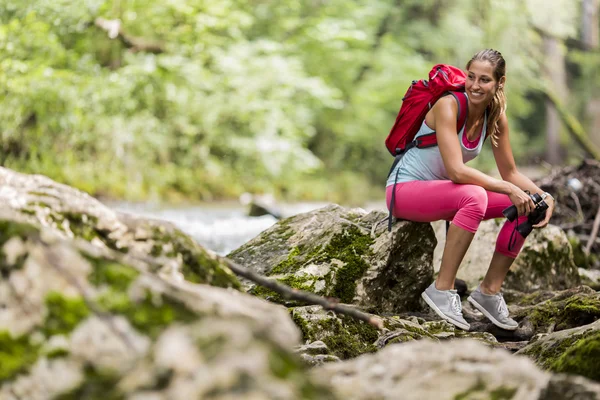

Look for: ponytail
[487,86,506,147]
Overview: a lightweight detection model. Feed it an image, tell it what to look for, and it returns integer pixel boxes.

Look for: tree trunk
[543,36,568,164]
[582,0,599,50]
[582,0,600,150]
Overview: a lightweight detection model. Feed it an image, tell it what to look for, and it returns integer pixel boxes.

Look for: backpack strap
[450,91,468,134]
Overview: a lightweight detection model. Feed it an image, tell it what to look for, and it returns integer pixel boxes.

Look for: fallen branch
[220,256,385,330]
[585,203,600,255]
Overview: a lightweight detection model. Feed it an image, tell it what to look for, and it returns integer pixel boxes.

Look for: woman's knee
[460,185,488,217]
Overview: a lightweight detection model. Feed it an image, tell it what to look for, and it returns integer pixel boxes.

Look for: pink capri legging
[386,180,527,258]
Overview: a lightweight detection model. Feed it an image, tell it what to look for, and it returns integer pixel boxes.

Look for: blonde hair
[466,49,506,147]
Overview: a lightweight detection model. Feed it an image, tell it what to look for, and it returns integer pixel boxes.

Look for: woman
[386,49,555,331]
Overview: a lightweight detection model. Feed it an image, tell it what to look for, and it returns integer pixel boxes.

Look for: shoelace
[497,293,509,318]
[450,293,462,315]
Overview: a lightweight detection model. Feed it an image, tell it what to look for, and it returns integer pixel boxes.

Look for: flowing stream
[108,200,374,256]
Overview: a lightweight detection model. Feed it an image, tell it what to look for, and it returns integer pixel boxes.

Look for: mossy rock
[0,217,335,399]
[291,306,380,360]
[517,319,600,382]
[505,225,581,292]
[514,286,600,335]
[0,167,240,289]
[229,204,435,314]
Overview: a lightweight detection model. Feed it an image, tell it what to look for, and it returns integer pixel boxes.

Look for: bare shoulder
[429,94,459,125]
[434,94,459,112]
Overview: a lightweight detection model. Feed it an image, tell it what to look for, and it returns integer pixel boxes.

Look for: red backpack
[385,64,468,157]
[385,64,469,232]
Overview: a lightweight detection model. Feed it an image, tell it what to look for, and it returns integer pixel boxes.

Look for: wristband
[541,192,554,202]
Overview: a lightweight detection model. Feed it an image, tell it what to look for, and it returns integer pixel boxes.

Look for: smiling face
[465,60,504,107]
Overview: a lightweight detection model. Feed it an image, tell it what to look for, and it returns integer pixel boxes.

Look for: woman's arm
[433,97,535,215]
[492,113,555,227]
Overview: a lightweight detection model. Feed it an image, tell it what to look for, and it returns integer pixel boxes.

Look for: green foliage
[0,0,597,203]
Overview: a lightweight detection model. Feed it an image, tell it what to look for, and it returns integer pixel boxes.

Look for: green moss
[522,329,598,370]
[27,191,60,199]
[87,252,200,338]
[490,386,518,400]
[0,220,39,247]
[292,311,311,339]
[42,292,90,337]
[269,346,302,379]
[385,318,437,340]
[527,301,561,331]
[550,331,600,381]
[250,274,315,304]
[0,331,40,382]
[230,219,295,257]
[555,295,600,331]
[292,311,378,359]
[45,348,70,359]
[152,226,240,289]
[62,212,101,243]
[96,289,198,339]
[454,380,517,400]
[423,320,455,335]
[267,346,336,399]
[196,335,228,362]
[519,291,548,306]
[454,379,486,400]
[87,256,139,291]
[323,226,373,303]
[270,246,302,275]
[55,365,125,400]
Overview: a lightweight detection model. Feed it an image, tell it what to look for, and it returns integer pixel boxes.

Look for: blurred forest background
[0,0,599,205]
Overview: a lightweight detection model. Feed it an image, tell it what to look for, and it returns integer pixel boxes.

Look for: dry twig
[585,203,600,255]
[220,256,385,330]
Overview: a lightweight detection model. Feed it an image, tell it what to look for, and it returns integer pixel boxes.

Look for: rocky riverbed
[1,167,599,400]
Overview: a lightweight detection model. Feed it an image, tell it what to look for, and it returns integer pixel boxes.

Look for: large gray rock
[0,217,336,399]
[432,220,580,292]
[0,169,335,399]
[0,167,239,288]
[228,204,435,313]
[313,339,600,400]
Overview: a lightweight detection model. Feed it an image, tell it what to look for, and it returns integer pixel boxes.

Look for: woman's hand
[533,196,555,229]
[507,183,535,216]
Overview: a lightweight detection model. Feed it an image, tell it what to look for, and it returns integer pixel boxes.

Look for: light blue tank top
[386,111,488,186]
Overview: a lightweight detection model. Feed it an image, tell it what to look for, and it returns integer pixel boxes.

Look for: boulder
[228,204,436,313]
[517,319,600,382]
[0,168,335,399]
[0,216,335,399]
[0,167,239,288]
[432,220,581,292]
[313,339,600,400]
